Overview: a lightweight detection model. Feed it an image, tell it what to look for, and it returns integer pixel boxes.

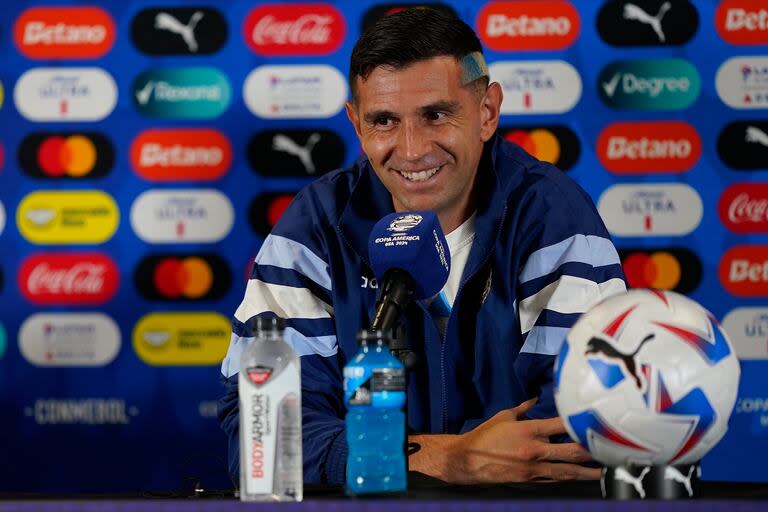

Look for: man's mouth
[396,165,442,182]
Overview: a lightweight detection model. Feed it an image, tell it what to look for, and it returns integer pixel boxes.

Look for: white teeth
[398,166,440,182]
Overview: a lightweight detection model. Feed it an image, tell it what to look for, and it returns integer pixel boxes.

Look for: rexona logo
[130,129,232,182]
[719,183,768,233]
[130,189,234,243]
[598,59,700,110]
[597,0,698,46]
[501,125,580,171]
[247,129,345,177]
[489,61,581,114]
[134,253,231,301]
[243,64,347,119]
[19,313,120,367]
[14,68,117,122]
[597,184,702,236]
[716,57,768,109]
[249,192,296,236]
[718,121,768,169]
[596,121,701,174]
[0,323,6,360]
[133,312,230,365]
[14,7,115,59]
[131,7,227,55]
[719,245,768,296]
[132,67,231,119]
[19,132,114,179]
[722,308,768,360]
[244,3,345,56]
[17,191,119,245]
[619,248,702,294]
[476,1,579,51]
[18,252,119,305]
[362,4,458,31]
[716,1,768,45]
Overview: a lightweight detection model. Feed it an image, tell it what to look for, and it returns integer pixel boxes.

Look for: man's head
[346,8,503,233]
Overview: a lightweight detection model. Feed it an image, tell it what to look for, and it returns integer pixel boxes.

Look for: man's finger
[537,441,593,463]
[532,461,602,481]
[512,397,538,419]
[527,416,568,437]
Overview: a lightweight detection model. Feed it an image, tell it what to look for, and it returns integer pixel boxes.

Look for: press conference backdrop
[0,0,766,492]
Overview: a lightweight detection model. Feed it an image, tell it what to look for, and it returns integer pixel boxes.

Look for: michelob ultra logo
[19,132,114,179]
[0,201,5,237]
[134,253,231,301]
[133,312,230,365]
[476,1,580,51]
[719,245,768,296]
[14,68,117,122]
[14,7,116,59]
[17,190,119,244]
[716,0,768,45]
[598,59,700,110]
[721,308,768,360]
[19,252,119,305]
[596,121,701,173]
[132,67,231,119]
[490,60,582,114]
[130,129,232,182]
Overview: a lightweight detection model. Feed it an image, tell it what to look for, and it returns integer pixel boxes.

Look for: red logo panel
[14,7,115,59]
[597,121,701,174]
[719,246,768,297]
[130,129,232,182]
[719,183,768,233]
[19,252,119,305]
[476,1,580,51]
[716,0,768,45]
[243,3,345,56]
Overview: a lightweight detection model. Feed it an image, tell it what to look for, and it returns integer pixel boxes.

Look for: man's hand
[408,398,601,484]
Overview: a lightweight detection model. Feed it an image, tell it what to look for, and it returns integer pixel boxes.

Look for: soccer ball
[554,289,740,467]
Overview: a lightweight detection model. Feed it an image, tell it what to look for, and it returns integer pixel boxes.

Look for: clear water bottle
[344,329,406,495]
[238,316,302,502]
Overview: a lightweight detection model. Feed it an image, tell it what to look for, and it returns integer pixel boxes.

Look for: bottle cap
[251,316,285,332]
[356,329,390,345]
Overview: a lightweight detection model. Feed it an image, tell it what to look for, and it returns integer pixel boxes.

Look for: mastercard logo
[619,248,701,294]
[19,132,113,179]
[134,254,231,301]
[501,125,580,171]
[249,192,296,236]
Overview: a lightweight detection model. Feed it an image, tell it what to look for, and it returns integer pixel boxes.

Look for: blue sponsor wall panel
[0,0,766,492]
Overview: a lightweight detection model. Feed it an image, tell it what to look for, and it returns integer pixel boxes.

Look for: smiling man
[219,8,626,486]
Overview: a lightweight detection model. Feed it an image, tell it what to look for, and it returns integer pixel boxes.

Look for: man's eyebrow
[420,100,460,114]
[363,109,396,124]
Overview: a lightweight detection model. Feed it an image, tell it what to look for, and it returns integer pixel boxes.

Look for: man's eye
[426,111,446,122]
[374,116,392,126]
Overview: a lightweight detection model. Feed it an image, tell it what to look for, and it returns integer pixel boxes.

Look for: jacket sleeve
[512,173,627,422]
[218,190,348,486]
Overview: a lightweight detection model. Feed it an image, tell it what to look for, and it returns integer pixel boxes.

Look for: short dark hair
[349,8,486,101]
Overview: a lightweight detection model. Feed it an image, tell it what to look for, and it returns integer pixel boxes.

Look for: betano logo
[718,121,768,169]
[501,125,580,171]
[244,3,345,56]
[247,129,345,177]
[133,312,230,366]
[716,0,768,45]
[619,248,702,294]
[132,67,231,119]
[596,121,701,174]
[490,60,581,114]
[719,245,768,297]
[243,64,347,119]
[716,56,768,109]
[14,68,117,122]
[719,183,768,233]
[598,59,700,110]
[597,0,698,46]
[134,253,231,301]
[19,132,114,179]
[130,189,234,243]
[476,1,580,51]
[14,6,115,59]
[18,252,119,305]
[19,313,120,367]
[249,192,296,236]
[17,191,119,245]
[130,129,232,182]
[597,183,702,236]
[721,308,768,360]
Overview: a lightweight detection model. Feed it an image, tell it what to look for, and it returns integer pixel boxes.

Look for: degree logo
[134,253,231,301]
[133,312,230,366]
[716,0,768,45]
[247,129,345,177]
[477,1,580,51]
[14,6,115,59]
[596,121,701,174]
[501,125,580,171]
[132,67,231,119]
[130,129,232,182]
[598,59,700,110]
[249,192,296,237]
[490,61,582,114]
[597,0,698,47]
[619,248,702,294]
[718,121,768,169]
[721,308,768,360]
[19,252,119,305]
[131,7,227,55]
[716,56,768,109]
[719,183,768,233]
[244,3,345,56]
[19,132,114,179]
[719,245,768,297]
[362,4,458,31]
[17,191,119,245]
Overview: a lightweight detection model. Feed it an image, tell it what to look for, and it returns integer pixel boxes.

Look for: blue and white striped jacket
[218,134,626,486]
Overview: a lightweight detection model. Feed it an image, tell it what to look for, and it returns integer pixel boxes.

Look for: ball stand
[601,463,701,499]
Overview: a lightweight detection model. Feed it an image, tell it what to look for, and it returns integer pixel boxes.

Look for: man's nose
[397,120,430,162]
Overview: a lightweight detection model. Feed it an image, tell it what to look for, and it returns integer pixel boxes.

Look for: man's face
[346,56,501,230]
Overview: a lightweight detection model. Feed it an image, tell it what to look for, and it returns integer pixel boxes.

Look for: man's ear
[345,101,363,140]
[479,82,503,143]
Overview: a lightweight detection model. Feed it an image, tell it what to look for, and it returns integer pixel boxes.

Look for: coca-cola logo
[719,184,768,233]
[243,4,345,56]
[476,1,580,51]
[19,253,119,305]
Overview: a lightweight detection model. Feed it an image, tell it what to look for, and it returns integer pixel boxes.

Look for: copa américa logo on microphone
[387,213,422,232]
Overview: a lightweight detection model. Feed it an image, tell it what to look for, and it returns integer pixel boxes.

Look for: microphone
[367,211,450,334]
